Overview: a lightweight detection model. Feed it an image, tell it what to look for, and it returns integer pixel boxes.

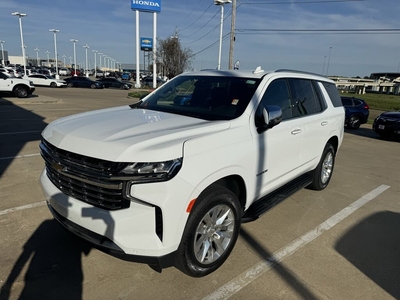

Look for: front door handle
[291,128,301,135]
[321,121,328,126]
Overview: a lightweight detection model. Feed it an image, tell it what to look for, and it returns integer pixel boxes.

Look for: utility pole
[228,0,236,70]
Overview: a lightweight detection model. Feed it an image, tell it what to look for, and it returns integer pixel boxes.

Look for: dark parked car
[64,76,103,89]
[141,76,165,88]
[96,77,132,90]
[372,111,400,140]
[341,96,370,129]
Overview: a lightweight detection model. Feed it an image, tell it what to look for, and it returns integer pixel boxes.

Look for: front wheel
[14,86,29,98]
[67,83,73,88]
[308,143,335,190]
[50,82,57,88]
[91,83,96,89]
[175,185,241,277]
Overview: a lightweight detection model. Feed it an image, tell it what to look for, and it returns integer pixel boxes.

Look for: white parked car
[26,74,67,87]
[40,67,345,277]
[0,72,35,97]
[59,68,71,76]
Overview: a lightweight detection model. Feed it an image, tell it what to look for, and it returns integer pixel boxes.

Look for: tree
[156,35,193,79]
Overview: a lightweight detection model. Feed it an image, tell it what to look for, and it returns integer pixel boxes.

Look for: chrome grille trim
[40,139,130,210]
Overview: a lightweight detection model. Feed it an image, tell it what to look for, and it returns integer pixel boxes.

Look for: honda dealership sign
[131,0,161,13]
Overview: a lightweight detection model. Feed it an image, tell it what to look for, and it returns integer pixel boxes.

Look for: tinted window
[259,79,293,120]
[341,98,352,106]
[322,82,342,107]
[353,99,362,106]
[289,79,321,117]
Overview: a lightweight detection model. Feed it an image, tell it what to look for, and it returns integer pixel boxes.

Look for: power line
[194,33,230,56]
[181,10,220,38]
[238,0,364,4]
[176,0,203,28]
[178,2,214,32]
[236,28,400,33]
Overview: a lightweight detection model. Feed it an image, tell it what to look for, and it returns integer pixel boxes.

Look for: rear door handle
[321,121,328,126]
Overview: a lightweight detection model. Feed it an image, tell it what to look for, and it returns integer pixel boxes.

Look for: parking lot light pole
[34,47,40,67]
[1,40,5,67]
[70,39,78,76]
[69,56,72,66]
[92,50,98,78]
[83,44,89,77]
[98,52,102,73]
[62,55,66,67]
[45,50,50,67]
[214,0,231,70]
[49,29,60,78]
[12,12,27,76]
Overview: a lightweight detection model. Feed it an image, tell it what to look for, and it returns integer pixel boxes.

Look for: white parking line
[0,201,46,216]
[0,153,41,160]
[203,184,391,300]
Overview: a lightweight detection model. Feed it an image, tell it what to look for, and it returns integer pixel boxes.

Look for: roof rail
[275,69,325,77]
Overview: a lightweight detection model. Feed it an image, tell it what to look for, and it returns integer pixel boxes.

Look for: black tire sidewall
[15,86,28,98]
[175,186,241,277]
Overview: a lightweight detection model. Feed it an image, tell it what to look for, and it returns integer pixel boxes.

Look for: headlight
[119,158,182,183]
[30,81,34,86]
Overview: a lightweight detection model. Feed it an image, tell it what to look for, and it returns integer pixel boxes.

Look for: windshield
[138,75,261,120]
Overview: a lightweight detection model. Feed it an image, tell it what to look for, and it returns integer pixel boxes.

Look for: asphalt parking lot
[0,87,399,300]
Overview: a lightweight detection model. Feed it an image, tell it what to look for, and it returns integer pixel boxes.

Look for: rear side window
[321,82,342,107]
[289,79,322,117]
[341,98,352,106]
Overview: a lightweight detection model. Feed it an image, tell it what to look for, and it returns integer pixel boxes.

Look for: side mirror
[258,105,283,133]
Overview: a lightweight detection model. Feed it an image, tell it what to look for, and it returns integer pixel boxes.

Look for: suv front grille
[40,139,130,210]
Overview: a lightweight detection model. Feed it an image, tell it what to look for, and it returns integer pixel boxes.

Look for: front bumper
[40,169,190,266]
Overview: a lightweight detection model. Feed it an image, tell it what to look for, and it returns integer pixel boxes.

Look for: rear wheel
[91,83,96,89]
[347,115,361,129]
[175,185,241,277]
[13,86,29,98]
[67,83,73,88]
[309,143,335,190]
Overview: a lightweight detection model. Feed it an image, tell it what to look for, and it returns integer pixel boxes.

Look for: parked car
[121,72,131,81]
[59,68,71,76]
[141,76,165,88]
[96,77,132,89]
[0,72,35,98]
[95,70,104,78]
[341,96,370,129]
[372,110,400,140]
[70,69,82,76]
[64,76,103,89]
[26,74,67,88]
[40,68,344,277]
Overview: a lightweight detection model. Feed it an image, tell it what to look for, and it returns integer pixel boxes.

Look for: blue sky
[1,0,400,77]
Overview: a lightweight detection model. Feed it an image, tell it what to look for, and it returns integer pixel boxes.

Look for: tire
[13,85,29,98]
[50,82,57,88]
[67,83,73,88]
[309,143,335,190]
[347,115,361,129]
[175,185,241,277]
[91,84,96,89]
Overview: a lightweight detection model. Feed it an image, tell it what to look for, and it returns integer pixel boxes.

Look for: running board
[242,173,313,223]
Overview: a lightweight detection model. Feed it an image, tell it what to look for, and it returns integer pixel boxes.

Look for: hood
[42,106,230,162]
[379,111,400,119]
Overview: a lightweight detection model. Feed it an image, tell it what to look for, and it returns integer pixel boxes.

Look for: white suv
[40,68,344,277]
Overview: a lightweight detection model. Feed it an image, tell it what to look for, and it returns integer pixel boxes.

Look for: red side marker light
[186,199,196,213]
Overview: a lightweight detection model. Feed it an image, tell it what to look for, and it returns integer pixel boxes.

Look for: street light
[214,0,231,70]
[34,47,40,67]
[92,50,98,77]
[49,29,60,78]
[69,56,72,66]
[45,50,50,67]
[70,39,78,76]
[326,46,332,76]
[83,44,89,77]
[62,55,66,67]
[98,52,103,73]
[0,40,5,67]
[11,12,27,76]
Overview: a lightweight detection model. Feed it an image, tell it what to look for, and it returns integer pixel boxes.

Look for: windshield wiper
[129,100,143,109]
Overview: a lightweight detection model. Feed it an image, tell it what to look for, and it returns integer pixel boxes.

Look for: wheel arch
[327,135,339,154]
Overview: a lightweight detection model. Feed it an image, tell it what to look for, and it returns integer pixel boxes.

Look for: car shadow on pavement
[335,211,400,299]
[344,127,378,139]
[0,97,47,177]
[0,218,92,300]
[239,227,319,300]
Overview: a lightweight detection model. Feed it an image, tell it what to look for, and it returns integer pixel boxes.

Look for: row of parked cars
[341,95,400,140]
